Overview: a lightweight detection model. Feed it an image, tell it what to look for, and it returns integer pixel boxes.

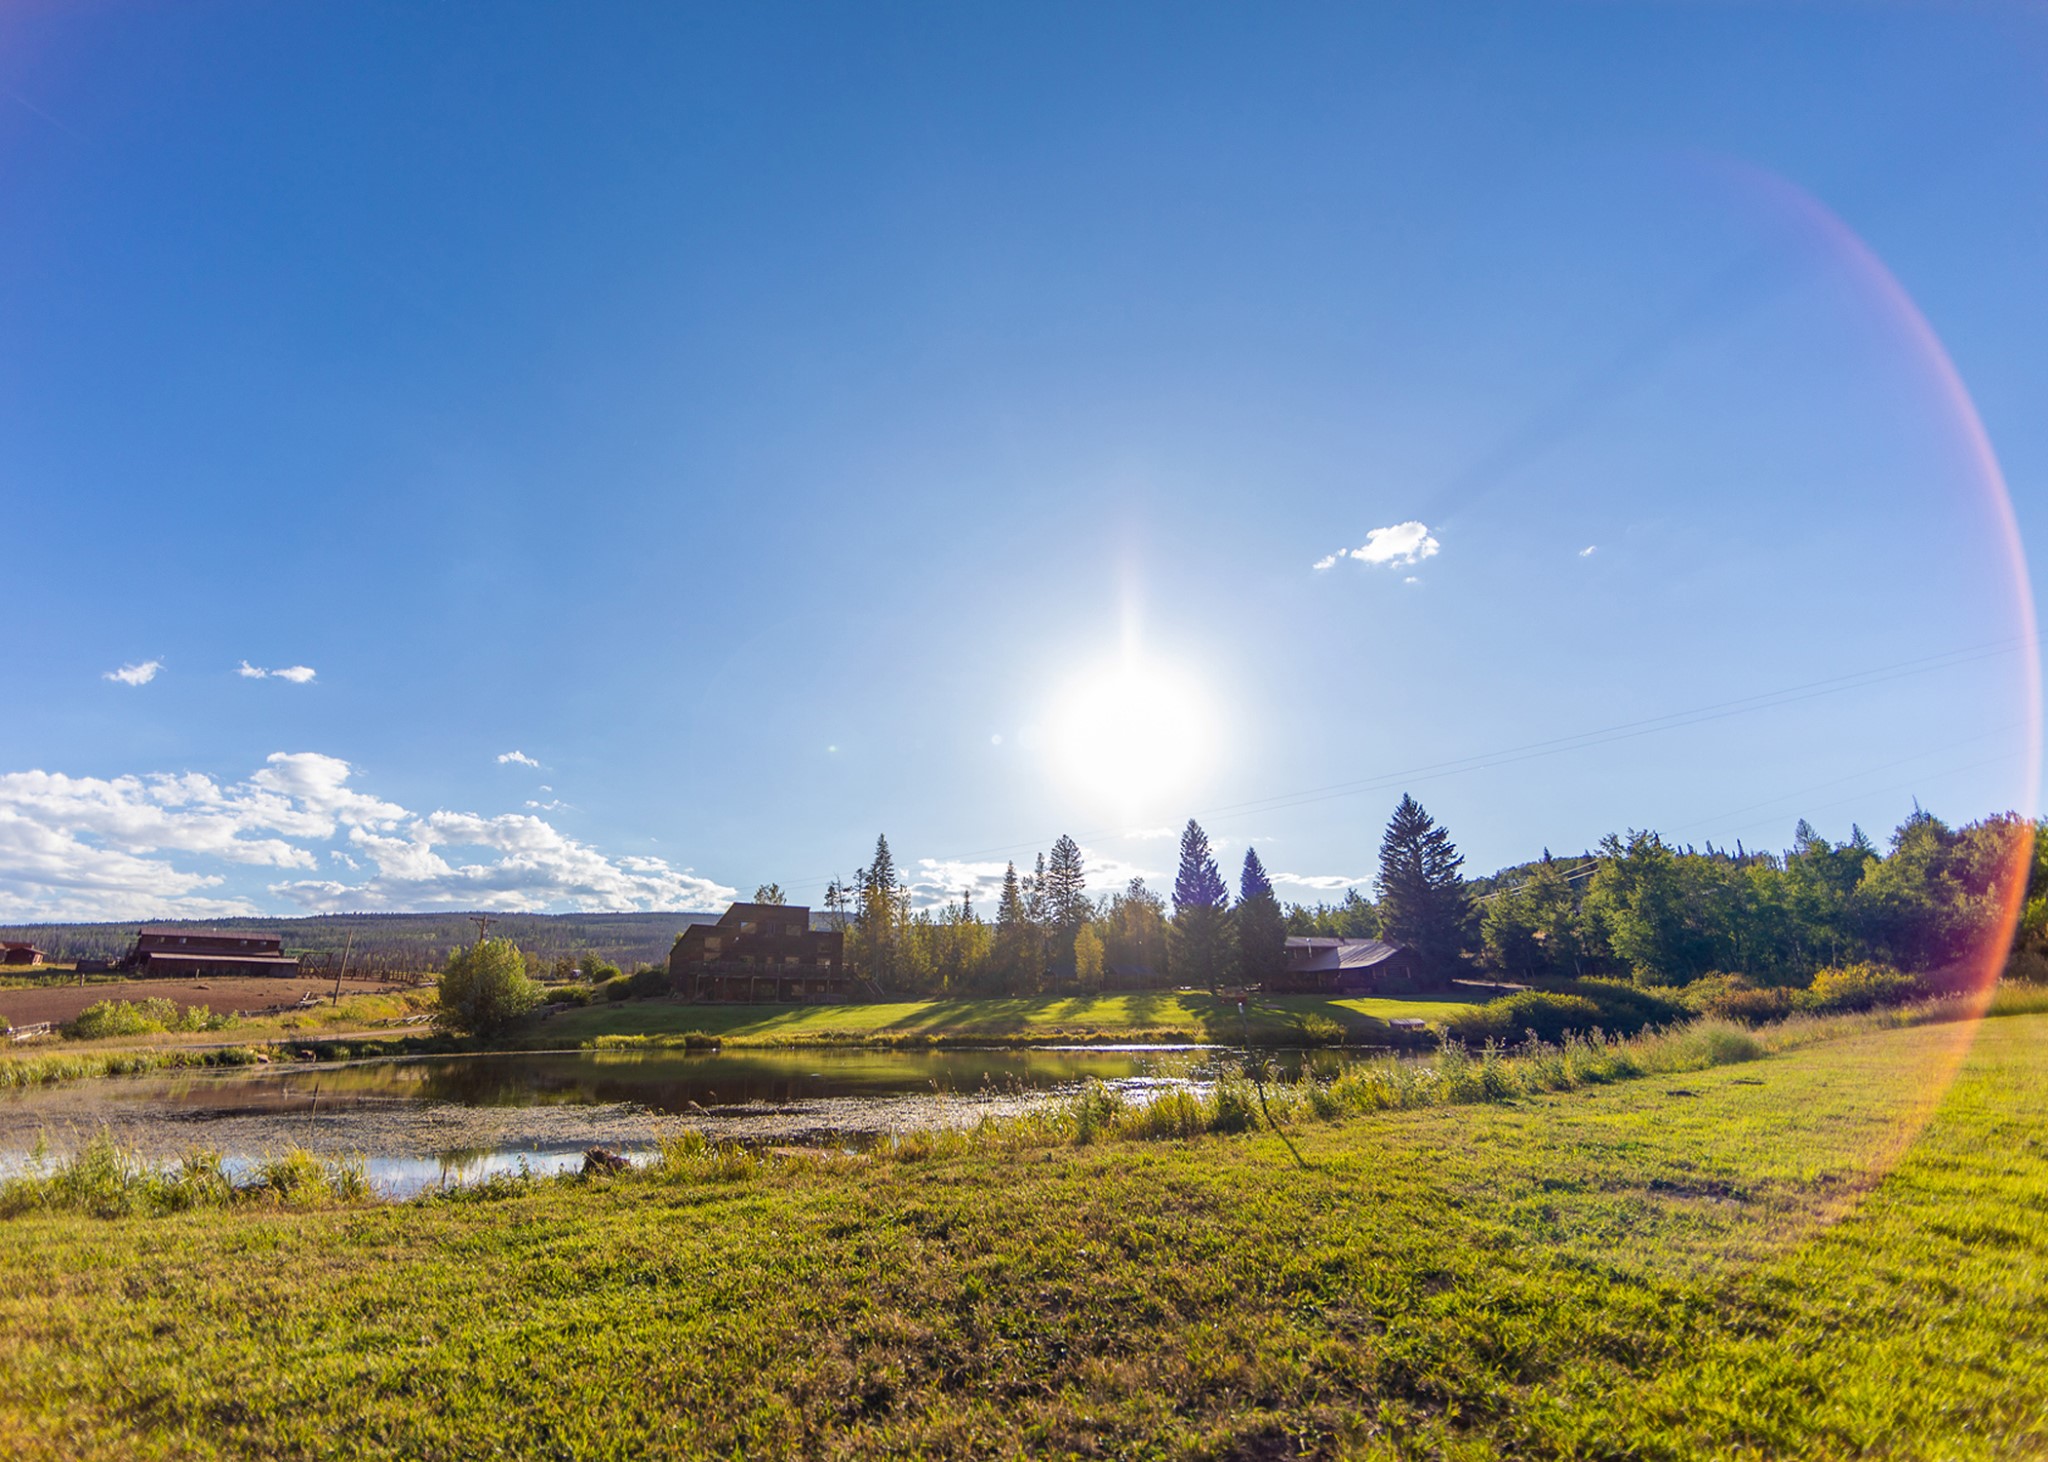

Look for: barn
[122,928,302,978]
[1270,936,1423,995]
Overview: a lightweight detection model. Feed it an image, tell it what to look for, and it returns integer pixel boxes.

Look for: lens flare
[1048,657,1216,819]
[1716,159,2039,1177]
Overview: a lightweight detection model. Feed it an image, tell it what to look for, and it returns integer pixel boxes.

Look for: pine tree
[994,861,1034,991]
[1375,795,1473,979]
[1235,846,1288,985]
[1172,819,1229,913]
[1169,819,1237,988]
[855,835,903,988]
[1043,835,1088,930]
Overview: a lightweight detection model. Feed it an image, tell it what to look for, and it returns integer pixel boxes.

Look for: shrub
[1448,993,1604,1045]
[435,938,542,1037]
[1674,973,1793,1025]
[1297,1013,1345,1046]
[601,974,634,1003]
[66,1000,164,1040]
[1801,963,1921,1013]
[1452,978,1684,1045]
[627,966,671,999]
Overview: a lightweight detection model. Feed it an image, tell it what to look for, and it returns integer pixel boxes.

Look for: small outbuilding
[1,942,44,967]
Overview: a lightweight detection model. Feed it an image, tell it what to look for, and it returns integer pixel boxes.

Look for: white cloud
[1275,872,1373,893]
[1121,825,1179,841]
[497,750,541,768]
[1579,545,1597,557]
[238,661,317,683]
[525,799,566,811]
[0,751,735,919]
[104,660,162,686]
[1317,522,1441,573]
[907,859,1015,913]
[1311,553,1340,572]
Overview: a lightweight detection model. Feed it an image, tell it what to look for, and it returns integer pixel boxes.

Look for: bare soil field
[0,975,415,1028]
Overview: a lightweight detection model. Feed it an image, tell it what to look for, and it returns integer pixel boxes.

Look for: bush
[435,938,542,1037]
[601,974,634,1003]
[1674,974,1793,1025]
[66,1000,164,1040]
[627,966,671,999]
[1448,980,1684,1045]
[1800,962,1921,1013]
[549,984,594,1008]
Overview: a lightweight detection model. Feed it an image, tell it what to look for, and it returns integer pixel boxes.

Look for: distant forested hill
[0,911,802,975]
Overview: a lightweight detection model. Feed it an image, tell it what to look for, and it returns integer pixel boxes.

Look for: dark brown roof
[136,926,282,940]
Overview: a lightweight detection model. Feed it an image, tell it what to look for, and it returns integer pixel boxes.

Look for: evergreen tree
[752,883,786,905]
[854,835,903,988]
[993,861,1035,990]
[1375,795,1474,979]
[1235,846,1288,985]
[1043,835,1089,930]
[1169,819,1237,988]
[1173,819,1230,913]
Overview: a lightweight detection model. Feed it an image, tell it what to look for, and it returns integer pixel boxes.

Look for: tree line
[828,794,2048,997]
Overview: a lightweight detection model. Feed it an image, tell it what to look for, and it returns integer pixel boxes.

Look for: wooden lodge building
[1,942,43,967]
[669,902,849,1002]
[1270,936,1421,995]
[121,927,302,978]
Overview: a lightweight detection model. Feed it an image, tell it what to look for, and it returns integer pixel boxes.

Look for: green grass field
[0,1009,2041,1457]
[538,990,1481,1048]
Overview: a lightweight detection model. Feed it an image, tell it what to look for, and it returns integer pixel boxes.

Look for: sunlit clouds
[237,661,318,683]
[102,660,161,686]
[0,752,734,919]
[497,750,541,768]
[1314,521,1441,572]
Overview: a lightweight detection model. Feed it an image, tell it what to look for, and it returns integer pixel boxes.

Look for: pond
[0,1044,1302,1198]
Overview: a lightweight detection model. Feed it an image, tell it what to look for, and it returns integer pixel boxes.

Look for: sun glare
[1048,658,1216,816]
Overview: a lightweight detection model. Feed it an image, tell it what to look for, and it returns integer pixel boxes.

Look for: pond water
[0,1044,1312,1199]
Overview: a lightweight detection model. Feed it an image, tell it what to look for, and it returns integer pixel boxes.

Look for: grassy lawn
[0,1012,2040,1457]
[538,990,1481,1048]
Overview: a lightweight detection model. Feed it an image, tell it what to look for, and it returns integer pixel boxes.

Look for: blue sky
[2,2,2044,920]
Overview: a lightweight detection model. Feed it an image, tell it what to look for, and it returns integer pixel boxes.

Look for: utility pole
[331,932,353,1004]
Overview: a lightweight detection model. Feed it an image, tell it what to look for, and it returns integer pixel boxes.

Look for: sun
[1047,657,1216,817]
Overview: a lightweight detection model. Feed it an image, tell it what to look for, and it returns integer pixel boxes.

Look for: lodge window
[704,937,721,954]
[739,920,757,934]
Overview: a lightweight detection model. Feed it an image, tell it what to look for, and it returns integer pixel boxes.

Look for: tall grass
[0,1044,268,1092]
[0,1130,370,1217]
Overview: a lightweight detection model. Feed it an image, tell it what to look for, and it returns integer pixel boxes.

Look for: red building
[669,902,848,1002]
[1,942,43,967]
[122,928,302,978]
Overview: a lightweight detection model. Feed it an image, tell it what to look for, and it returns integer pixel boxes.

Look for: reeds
[0,1130,370,1217]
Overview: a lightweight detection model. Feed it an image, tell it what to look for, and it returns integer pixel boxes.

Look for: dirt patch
[0,976,414,1028]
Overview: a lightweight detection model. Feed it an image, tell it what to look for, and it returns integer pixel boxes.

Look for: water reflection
[164,1046,1223,1115]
